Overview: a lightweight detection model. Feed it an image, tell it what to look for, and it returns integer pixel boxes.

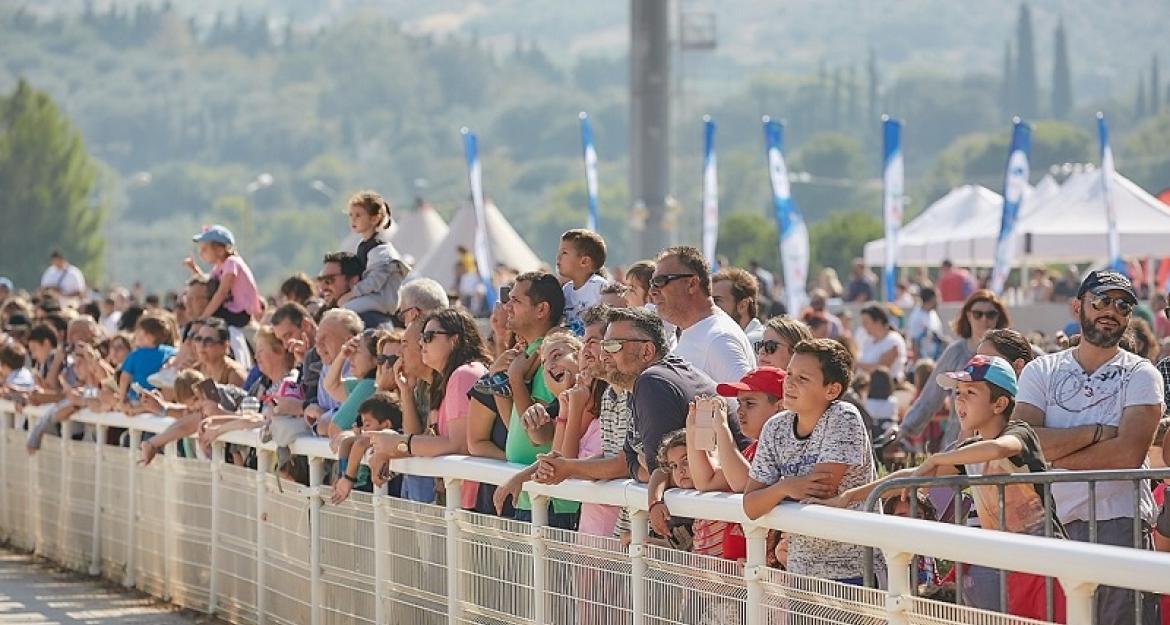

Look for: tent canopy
[387,202,449,264]
[409,201,543,286]
[863,185,1002,265]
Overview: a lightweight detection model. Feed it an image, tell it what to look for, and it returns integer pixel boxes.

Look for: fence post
[125,428,141,589]
[89,424,105,576]
[207,441,224,616]
[743,525,767,625]
[0,408,7,543]
[444,477,463,625]
[255,448,270,625]
[530,494,549,625]
[30,413,42,555]
[58,429,70,564]
[163,440,178,601]
[1061,579,1097,625]
[629,509,649,625]
[372,482,389,625]
[884,551,912,625]
[308,458,323,625]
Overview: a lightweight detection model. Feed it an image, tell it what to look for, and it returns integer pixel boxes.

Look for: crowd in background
[1,189,1169,625]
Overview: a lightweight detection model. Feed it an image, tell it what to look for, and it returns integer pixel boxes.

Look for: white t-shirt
[644,303,677,351]
[906,307,943,346]
[749,401,878,579]
[744,317,765,345]
[40,263,86,296]
[858,331,907,380]
[1016,348,1165,524]
[562,274,607,335]
[671,309,755,385]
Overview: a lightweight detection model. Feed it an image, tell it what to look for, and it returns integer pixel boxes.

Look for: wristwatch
[397,434,414,455]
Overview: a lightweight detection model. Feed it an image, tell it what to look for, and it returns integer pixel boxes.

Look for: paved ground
[0,548,214,624]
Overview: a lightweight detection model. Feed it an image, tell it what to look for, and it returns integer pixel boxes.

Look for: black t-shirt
[622,354,750,479]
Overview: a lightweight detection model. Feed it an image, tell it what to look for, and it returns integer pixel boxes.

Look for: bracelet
[1092,423,1103,444]
[649,500,667,514]
[406,434,415,455]
[555,416,569,424]
[339,473,356,484]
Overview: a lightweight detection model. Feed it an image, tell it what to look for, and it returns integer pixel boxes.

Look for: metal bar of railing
[89,423,105,576]
[744,525,766,625]
[255,448,269,625]
[207,441,223,616]
[125,428,140,588]
[372,482,389,625]
[164,439,178,601]
[444,477,462,625]
[308,458,323,625]
[531,493,549,625]
[997,483,1007,614]
[629,508,648,625]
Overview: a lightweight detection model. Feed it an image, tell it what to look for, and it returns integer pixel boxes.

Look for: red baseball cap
[716,367,786,399]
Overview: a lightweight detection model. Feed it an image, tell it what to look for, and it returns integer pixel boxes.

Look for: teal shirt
[331,378,376,431]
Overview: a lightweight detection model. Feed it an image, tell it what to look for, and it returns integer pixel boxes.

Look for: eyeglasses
[754,339,786,355]
[316,273,343,283]
[599,338,653,354]
[968,309,1000,321]
[649,273,695,289]
[1088,294,1134,316]
[376,354,399,367]
[421,329,456,344]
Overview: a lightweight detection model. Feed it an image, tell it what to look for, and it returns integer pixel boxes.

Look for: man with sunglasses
[1016,270,1163,625]
[318,252,393,329]
[651,247,755,391]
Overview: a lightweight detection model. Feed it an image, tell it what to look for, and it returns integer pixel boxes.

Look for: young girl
[336,191,410,319]
[186,225,263,369]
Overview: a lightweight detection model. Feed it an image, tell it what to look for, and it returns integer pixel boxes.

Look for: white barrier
[2,401,1168,625]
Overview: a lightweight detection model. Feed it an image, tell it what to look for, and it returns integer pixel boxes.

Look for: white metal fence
[1,402,1168,625]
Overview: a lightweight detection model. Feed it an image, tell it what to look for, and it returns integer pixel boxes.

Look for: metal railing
[1,400,1168,625]
[861,468,1170,624]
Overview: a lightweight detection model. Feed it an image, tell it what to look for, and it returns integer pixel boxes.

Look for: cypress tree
[1002,40,1014,116]
[1136,73,1147,119]
[1151,55,1161,113]
[867,48,878,121]
[1050,19,1072,119]
[1014,4,1038,118]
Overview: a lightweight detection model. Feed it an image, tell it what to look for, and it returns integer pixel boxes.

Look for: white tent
[386,202,449,264]
[977,169,1170,263]
[409,201,543,285]
[863,185,1003,266]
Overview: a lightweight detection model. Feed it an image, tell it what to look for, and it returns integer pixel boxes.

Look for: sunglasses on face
[194,336,223,345]
[649,273,695,289]
[316,273,343,283]
[599,338,653,354]
[754,339,786,355]
[1088,294,1134,316]
[421,329,456,344]
[376,354,399,367]
[968,309,1000,321]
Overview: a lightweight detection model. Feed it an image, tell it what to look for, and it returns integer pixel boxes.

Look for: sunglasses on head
[421,329,455,344]
[968,309,999,321]
[754,339,785,355]
[599,338,653,353]
[650,273,695,289]
[1088,293,1134,316]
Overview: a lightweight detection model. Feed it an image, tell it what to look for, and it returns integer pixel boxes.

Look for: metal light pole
[630,0,671,258]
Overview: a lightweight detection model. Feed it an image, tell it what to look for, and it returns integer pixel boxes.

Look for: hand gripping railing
[2,401,1168,625]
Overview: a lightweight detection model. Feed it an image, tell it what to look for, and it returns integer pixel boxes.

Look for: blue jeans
[400,475,435,503]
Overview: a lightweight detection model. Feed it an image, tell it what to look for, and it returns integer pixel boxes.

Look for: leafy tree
[808,210,882,278]
[1121,111,1170,192]
[717,212,777,269]
[0,79,104,287]
[1050,20,1072,119]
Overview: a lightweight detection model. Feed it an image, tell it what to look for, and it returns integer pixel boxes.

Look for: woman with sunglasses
[900,289,1010,450]
[324,328,386,438]
[370,309,491,508]
[754,317,813,371]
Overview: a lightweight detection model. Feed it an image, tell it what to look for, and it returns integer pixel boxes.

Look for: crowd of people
[1,189,1168,625]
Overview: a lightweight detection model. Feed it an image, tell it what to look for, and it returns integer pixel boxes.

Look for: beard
[606,368,638,390]
[1079,307,1125,348]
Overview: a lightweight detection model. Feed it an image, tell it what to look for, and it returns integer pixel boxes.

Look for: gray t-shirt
[749,401,877,580]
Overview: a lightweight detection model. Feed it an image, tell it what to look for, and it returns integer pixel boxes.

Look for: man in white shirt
[651,246,755,386]
[712,267,765,344]
[906,286,945,361]
[1015,270,1163,625]
[40,250,86,299]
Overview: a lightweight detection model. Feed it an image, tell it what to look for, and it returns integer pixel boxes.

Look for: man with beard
[602,306,749,481]
[318,252,392,328]
[1016,270,1163,625]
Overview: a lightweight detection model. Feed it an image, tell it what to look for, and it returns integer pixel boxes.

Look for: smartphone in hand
[693,396,718,451]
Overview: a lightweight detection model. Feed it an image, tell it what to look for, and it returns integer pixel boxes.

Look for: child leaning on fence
[816,354,1068,622]
[742,338,879,584]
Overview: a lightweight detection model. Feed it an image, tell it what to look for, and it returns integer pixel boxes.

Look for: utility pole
[629,0,671,257]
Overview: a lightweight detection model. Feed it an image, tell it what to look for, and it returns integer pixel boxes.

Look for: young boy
[743,338,876,584]
[118,313,177,406]
[332,392,403,505]
[557,229,608,336]
[820,354,1066,620]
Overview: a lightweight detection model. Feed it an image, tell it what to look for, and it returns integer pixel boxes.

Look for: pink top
[212,255,264,317]
[575,418,619,537]
[438,361,488,509]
